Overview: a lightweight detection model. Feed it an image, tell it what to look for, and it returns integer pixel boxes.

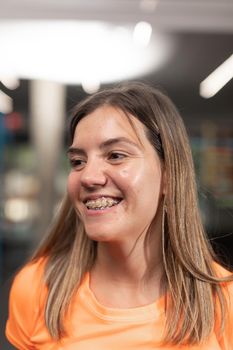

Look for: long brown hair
[32,82,232,345]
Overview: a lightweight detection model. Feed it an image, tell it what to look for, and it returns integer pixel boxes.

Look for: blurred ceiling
[0,0,233,121]
[1,0,233,31]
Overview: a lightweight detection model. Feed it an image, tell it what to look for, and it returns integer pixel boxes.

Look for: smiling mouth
[85,197,122,210]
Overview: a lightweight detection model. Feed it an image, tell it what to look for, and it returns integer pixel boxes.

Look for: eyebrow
[67,137,141,155]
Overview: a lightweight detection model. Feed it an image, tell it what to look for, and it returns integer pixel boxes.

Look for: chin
[86,233,115,243]
[83,220,114,237]
[84,227,110,240]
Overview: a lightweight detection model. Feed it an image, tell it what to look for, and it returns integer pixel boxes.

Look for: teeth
[85,197,120,209]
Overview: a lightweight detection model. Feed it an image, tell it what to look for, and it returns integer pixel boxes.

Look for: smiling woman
[5,82,233,350]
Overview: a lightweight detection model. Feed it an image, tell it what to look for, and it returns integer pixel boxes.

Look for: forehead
[72,105,147,144]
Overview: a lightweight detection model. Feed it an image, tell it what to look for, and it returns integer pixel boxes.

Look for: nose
[80,158,107,189]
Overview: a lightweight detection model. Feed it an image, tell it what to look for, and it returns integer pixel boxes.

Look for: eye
[69,158,86,169]
[108,152,127,161]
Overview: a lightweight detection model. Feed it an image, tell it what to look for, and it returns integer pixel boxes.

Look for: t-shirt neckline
[78,272,165,323]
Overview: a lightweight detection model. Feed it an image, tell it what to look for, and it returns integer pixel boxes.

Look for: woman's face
[67,105,165,245]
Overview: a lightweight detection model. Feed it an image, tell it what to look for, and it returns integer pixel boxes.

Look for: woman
[6,82,233,349]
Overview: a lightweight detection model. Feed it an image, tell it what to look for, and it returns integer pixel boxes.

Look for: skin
[67,105,165,308]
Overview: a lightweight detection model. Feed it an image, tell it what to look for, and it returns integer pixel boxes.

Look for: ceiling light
[200,54,233,98]
[0,20,171,85]
[133,21,152,47]
[82,79,100,94]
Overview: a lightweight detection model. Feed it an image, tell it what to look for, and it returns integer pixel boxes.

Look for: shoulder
[11,257,47,301]
[214,262,233,318]
[213,261,233,287]
[213,263,233,348]
[14,256,47,284]
[6,257,48,348]
[213,262,233,297]
[213,262,233,276]
[8,256,48,315]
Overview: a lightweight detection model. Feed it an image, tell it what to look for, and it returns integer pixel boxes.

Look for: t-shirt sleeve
[5,259,46,350]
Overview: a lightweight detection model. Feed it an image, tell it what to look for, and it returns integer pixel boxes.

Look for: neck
[92,215,164,289]
[89,204,165,308]
[93,237,163,286]
[90,226,164,308]
[92,202,164,287]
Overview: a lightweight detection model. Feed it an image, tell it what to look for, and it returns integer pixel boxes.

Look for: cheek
[117,162,160,198]
[67,173,80,201]
[131,165,162,207]
[115,165,142,194]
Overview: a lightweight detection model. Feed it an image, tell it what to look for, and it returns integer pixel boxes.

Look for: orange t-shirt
[5,258,233,350]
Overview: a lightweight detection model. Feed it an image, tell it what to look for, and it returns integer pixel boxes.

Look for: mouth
[84,196,122,210]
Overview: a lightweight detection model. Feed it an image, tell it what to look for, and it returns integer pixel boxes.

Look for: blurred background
[0,0,232,348]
